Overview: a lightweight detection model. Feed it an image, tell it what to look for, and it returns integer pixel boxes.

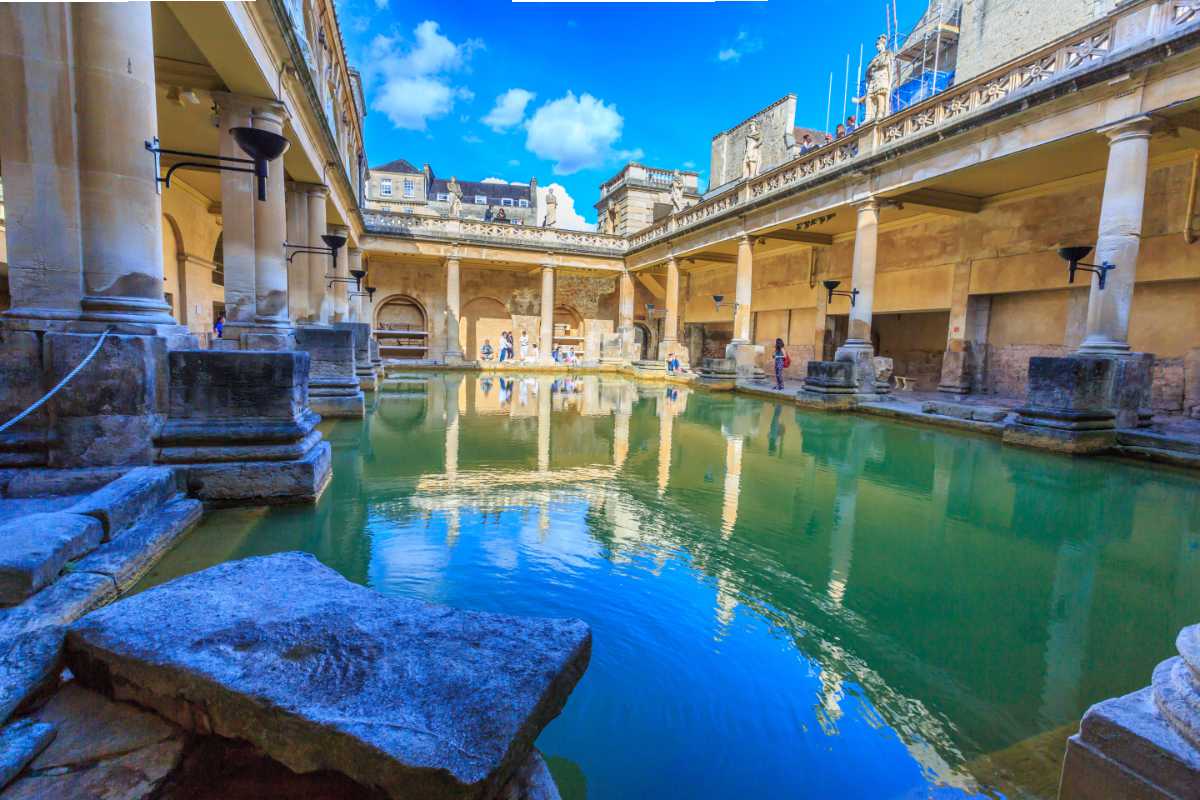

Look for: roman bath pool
[137,373,1200,799]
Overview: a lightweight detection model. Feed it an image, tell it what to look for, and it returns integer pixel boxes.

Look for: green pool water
[137,373,1200,799]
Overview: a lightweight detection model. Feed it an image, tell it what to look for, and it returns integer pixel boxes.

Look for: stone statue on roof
[855,34,898,123]
[543,187,558,228]
[447,176,463,218]
[670,170,686,213]
[742,119,762,179]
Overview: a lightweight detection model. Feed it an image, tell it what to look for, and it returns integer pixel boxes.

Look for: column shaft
[733,235,753,343]
[348,248,365,323]
[846,199,879,348]
[214,93,257,332]
[252,103,289,328]
[540,265,555,361]
[285,182,310,324]
[664,257,681,346]
[0,4,84,321]
[75,1,172,323]
[619,271,635,329]
[305,186,329,324]
[330,225,349,322]
[445,257,462,361]
[1078,117,1154,354]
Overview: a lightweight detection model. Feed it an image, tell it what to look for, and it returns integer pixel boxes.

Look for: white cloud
[481,177,508,184]
[482,88,536,133]
[462,134,483,144]
[523,91,641,175]
[537,183,592,231]
[717,31,762,63]
[366,21,483,131]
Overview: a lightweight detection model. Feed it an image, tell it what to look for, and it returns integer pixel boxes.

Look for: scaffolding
[891,0,962,112]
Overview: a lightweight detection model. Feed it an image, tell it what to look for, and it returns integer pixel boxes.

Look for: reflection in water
[139,373,1200,800]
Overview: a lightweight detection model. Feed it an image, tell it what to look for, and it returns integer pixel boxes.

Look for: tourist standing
[519,330,530,361]
[773,338,789,391]
[213,314,225,340]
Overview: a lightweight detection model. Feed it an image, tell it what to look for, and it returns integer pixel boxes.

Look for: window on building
[474,195,487,205]
[436,193,449,201]
[518,199,529,208]
[403,179,414,198]
[501,198,514,207]
[403,206,413,215]
[380,178,393,197]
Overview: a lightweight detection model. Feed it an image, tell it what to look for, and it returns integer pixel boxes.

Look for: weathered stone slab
[803,360,856,394]
[66,553,591,800]
[0,630,67,726]
[0,514,104,605]
[921,400,1009,423]
[2,469,121,499]
[0,738,184,800]
[67,467,178,541]
[72,499,202,593]
[0,719,55,791]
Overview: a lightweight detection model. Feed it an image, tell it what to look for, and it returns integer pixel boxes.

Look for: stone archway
[375,294,430,360]
[461,296,509,361]
[634,322,655,361]
[161,214,185,324]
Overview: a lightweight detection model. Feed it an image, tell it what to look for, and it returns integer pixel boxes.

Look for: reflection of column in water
[1038,541,1099,724]
[613,411,630,471]
[537,379,552,473]
[721,434,744,538]
[539,501,551,542]
[929,439,954,529]
[657,402,674,496]
[815,663,846,736]
[714,568,738,637]
[445,381,460,480]
[827,470,857,606]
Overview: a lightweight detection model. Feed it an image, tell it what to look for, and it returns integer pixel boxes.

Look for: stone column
[251,102,290,331]
[0,4,84,323]
[618,270,636,360]
[732,235,753,344]
[75,2,173,325]
[285,181,310,324]
[659,256,681,361]
[1077,117,1154,355]
[305,185,330,324]
[214,93,257,336]
[540,265,555,362]
[835,198,882,392]
[348,248,364,323]
[330,225,350,322]
[938,260,992,394]
[444,256,463,362]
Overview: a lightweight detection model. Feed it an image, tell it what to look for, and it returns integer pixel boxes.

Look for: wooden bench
[894,376,914,391]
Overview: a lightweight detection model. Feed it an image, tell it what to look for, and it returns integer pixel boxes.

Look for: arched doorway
[553,305,584,356]
[375,295,429,360]
[161,214,184,325]
[461,297,509,361]
[633,322,654,361]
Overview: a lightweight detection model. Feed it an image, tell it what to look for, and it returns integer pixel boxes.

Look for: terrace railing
[363,211,628,256]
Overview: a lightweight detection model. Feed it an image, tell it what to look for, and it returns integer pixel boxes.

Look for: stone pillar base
[1059,624,1200,800]
[726,342,764,379]
[938,347,974,395]
[834,344,891,396]
[155,350,332,505]
[1002,356,1118,454]
[799,361,859,410]
[295,327,364,419]
[310,386,366,419]
[695,357,737,390]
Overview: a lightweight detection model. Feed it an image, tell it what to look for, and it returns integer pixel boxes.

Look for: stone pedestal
[0,329,170,468]
[369,338,383,375]
[1003,357,1118,454]
[155,350,331,504]
[799,361,859,410]
[725,342,765,379]
[938,344,974,395]
[334,322,378,392]
[834,344,891,397]
[696,357,737,391]
[1059,624,1200,799]
[294,328,365,419]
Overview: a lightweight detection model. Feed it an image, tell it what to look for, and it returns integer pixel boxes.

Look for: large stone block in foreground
[1004,356,1118,454]
[296,327,365,418]
[65,552,591,800]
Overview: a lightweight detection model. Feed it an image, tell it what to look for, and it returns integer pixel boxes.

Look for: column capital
[1098,115,1155,145]
[737,233,752,246]
[251,100,289,127]
[329,223,349,235]
[211,91,267,116]
[855,196,881,213]
[305,183,331,199]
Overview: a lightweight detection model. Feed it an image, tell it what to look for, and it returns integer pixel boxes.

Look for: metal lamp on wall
[284,232,347,284]
[822,280,859,307]
[1058,246,1116,290]
[145,126,289,201]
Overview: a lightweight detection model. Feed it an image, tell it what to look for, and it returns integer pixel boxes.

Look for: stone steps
[0,514,104,606]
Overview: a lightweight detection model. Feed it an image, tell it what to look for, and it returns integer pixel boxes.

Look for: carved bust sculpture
[855,34,897,123]
[670,170,686,212]
[544,187,558,228]
[743,120,762,180]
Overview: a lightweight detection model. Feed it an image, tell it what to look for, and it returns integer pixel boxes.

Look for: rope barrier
[0,326,115,434]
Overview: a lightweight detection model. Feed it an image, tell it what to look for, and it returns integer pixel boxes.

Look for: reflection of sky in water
[140,373,1200,800]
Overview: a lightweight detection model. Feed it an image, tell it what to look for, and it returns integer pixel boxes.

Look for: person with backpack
[774,338,790,390]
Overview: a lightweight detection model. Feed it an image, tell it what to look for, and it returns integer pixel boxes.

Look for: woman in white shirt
[519,331,530,361]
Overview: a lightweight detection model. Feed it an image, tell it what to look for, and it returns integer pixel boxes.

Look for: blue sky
[335,0,930,227]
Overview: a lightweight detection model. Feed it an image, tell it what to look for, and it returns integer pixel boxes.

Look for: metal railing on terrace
[627,0,1199,252]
